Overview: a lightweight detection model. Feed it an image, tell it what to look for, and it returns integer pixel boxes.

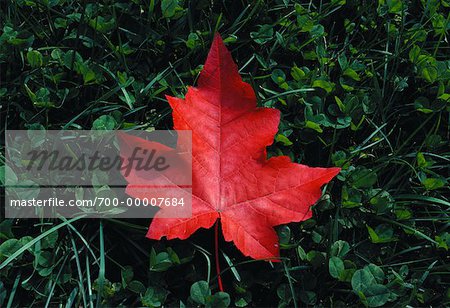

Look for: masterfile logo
[3,130,192,219]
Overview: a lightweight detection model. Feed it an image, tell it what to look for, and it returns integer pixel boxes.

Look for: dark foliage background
[0,0,449,307]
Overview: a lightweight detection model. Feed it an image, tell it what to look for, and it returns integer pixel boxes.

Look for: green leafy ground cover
[0,0,449,307]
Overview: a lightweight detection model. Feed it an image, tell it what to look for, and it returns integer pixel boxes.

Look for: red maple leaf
[119,34,340,260]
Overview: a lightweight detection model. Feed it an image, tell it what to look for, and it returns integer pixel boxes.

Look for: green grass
[1,0,449,307]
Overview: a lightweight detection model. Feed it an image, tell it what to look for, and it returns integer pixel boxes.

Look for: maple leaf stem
[215,221,224,292]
